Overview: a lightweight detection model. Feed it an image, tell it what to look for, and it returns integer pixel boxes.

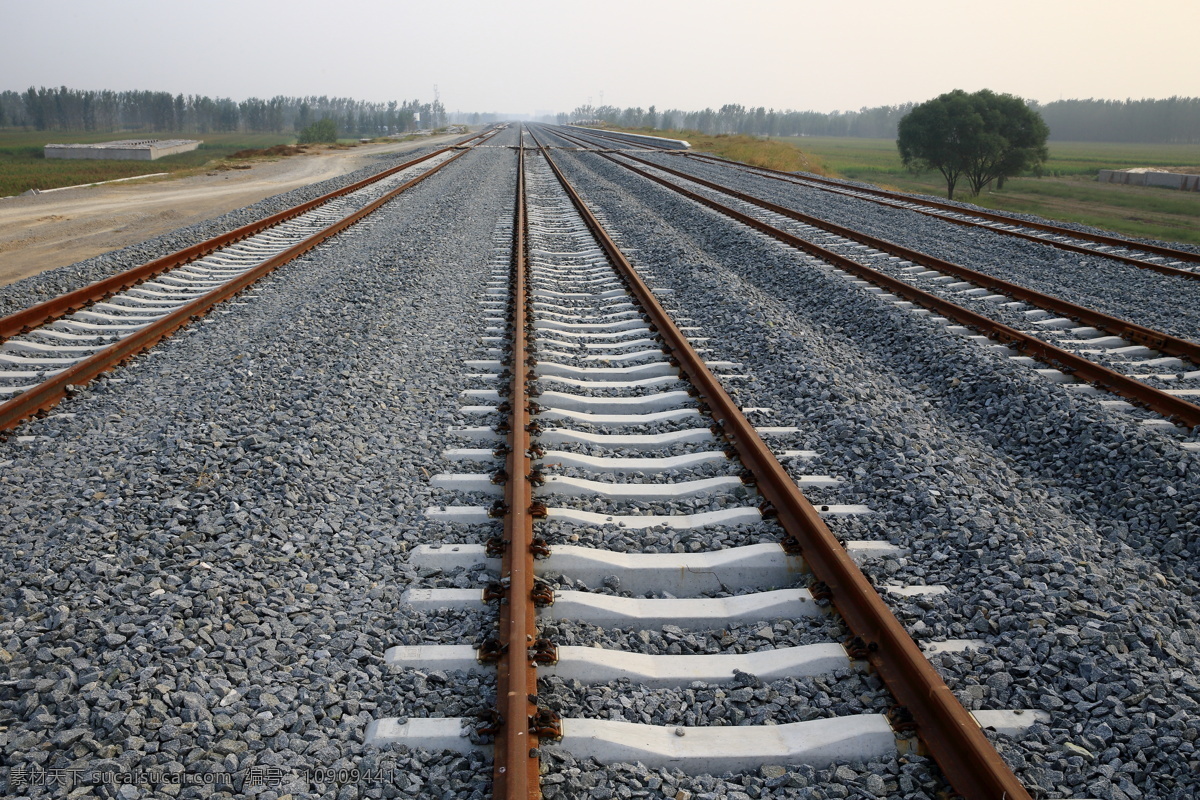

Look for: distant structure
[1098,168,1200,192]
[44,139,202,161]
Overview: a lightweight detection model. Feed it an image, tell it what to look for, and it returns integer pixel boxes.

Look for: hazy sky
[4,0,1196,116]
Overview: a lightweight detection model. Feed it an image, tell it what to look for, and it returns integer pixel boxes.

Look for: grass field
[609,127,827,174]
[773,137,1200,246]
[602,126,1199,245]
[0,130,293,197]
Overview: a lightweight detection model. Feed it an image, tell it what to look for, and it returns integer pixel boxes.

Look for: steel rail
[547,124,1200,277]
[682,152,1200,279]
[608,149,1200,367]
[492,128,541,799]
[528,124,1033,800]
[0,127,496,342]
[0,140,480,432]
[573,143,1200,429]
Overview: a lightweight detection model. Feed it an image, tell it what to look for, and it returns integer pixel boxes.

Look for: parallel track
[0,127,500,430]
[7,121,1195,798]
[559,124,1200,279]
[542,124,1200,431]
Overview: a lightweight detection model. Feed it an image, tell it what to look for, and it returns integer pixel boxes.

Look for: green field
[0,130,294,197]
[776,137,1200,246]
[595,127,825,174]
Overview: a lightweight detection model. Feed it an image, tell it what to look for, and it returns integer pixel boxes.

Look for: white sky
[3,0,1196,116]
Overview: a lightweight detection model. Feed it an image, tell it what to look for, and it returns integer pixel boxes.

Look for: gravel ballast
[4,122,1199,799]
[634,150,1200,344]
[1,133,518,799]
[0,142,455,320]
[540,139,1200,800]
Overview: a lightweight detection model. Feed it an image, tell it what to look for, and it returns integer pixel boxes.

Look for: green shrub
[297,118,337,144]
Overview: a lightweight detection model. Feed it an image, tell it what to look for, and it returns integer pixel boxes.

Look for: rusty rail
[0,127,496,342]
[684,152,1200,280]
[548,123,1200,278]
[575,144,1200,429]
[492,128,541,799]
[609,149,1200,367]
[528,124,1033,800]
[0,136,483,431]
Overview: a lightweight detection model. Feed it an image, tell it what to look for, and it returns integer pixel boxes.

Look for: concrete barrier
[1098,168,1200,192]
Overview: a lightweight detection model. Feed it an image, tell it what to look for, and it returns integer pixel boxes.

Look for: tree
[897,89,1048,199]
[297,117,337,144]
[295,101,311,133]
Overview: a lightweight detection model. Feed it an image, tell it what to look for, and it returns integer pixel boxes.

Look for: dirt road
[0,134,461,289]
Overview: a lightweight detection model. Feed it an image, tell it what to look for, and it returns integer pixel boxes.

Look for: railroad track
[4,121,1198,800]
[362,125,1056,799]
[540,124,1200,440]
[559,124,1200,279]
[0,125,503,431]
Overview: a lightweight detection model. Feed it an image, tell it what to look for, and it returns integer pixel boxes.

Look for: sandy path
[0,134,462,289]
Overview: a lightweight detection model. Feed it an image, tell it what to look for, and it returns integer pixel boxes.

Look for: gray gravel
[633,149,1200,344]
[5,120,1199,800]
[545,138,1200,800]
[1,133,517,799]
[0,142,452,320]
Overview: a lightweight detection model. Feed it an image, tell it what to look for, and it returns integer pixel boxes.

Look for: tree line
[562,103,914,139]
[0,86,446,136]
[566,97,1200,143]
[1032,97,1200,143]
[5,85,1196,144]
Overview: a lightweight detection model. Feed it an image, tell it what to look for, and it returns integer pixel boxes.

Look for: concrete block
[44,139,201,161]
[553,715,895,771]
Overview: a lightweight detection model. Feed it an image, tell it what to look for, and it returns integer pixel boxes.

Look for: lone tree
[897,89,1048,199]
